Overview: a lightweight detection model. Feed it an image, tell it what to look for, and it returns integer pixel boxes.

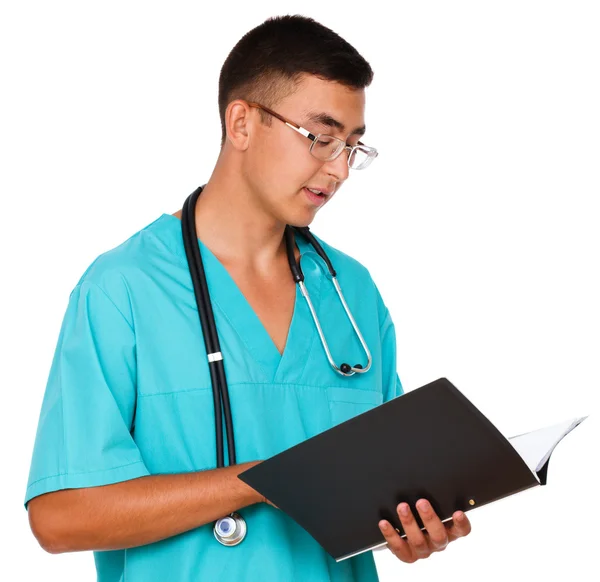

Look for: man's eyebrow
[304,111,366,137]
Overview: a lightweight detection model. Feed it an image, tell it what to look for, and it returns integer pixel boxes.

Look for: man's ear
[224,100,252,151]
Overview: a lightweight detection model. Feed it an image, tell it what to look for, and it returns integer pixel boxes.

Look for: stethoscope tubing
[182,186,237,468]
[180,184,373,546]
[285,225,373,376]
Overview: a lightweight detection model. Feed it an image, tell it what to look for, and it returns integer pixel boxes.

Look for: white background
[1,1,598,580]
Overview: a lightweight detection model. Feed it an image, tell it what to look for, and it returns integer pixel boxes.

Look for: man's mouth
[304,187,328,205]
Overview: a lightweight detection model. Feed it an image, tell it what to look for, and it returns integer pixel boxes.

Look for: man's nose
[323,149,350,182]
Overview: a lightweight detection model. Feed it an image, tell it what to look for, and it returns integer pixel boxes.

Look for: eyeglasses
[246,102,378,170]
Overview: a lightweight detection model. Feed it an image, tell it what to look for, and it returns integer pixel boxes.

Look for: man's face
[243,74,367,227]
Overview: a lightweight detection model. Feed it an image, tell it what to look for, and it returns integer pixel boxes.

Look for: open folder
[238,378,586,562]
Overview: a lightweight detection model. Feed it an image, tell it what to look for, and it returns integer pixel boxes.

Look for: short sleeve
[380,308,404,403]
[24,280,150,509]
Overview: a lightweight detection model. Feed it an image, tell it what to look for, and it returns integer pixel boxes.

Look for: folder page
[508,416,587,482]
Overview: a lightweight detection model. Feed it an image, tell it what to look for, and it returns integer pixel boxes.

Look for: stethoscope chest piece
[214,512,247,546]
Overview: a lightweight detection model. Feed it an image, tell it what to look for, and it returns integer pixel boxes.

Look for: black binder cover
[238,378,540,561]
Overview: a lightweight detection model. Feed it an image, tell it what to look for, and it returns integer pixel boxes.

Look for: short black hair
[218,14,374,147]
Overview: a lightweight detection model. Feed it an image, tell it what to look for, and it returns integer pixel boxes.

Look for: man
[25,14,471,581]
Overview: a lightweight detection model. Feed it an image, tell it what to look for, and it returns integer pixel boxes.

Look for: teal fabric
[25,213,404,581]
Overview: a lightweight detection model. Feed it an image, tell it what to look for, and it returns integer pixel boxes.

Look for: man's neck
[183,164,289,274]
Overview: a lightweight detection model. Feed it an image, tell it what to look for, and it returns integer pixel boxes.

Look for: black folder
[238,378,585,561]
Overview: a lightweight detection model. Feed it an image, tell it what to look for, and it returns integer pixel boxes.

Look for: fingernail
[418,500,429,512]
[379,521,388,530]
[400,504,409,516]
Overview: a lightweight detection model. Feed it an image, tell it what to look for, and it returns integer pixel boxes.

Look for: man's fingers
[397,502,431,558]
[445,511,472,541]
[378,520,415,563]
[414,499,449,551]
[379,503,472,564]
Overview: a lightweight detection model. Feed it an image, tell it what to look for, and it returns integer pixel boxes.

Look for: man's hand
[378,499,471,563]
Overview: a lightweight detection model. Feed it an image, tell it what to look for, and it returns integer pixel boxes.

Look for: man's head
[217,15,374,227]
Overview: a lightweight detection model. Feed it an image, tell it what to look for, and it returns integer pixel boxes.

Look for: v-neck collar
[157,213,325,383]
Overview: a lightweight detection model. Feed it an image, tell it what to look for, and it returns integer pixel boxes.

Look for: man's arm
[28,461,266,554]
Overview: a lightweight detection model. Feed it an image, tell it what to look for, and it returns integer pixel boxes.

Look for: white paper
[507,416,587,474]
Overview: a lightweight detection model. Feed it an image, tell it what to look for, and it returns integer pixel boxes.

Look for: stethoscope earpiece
[340,363,364,375]
[214,512,247,546]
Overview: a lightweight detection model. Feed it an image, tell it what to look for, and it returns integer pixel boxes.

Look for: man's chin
[285,210,317,230]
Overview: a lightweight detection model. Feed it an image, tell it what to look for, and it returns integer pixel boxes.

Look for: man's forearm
[28,461,264,554]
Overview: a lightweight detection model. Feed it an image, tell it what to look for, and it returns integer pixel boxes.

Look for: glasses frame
[246,101,378,170]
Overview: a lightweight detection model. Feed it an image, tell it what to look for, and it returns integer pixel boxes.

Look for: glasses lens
[349,145,377,170]
[310,135,345,161]
[310,136,378,170]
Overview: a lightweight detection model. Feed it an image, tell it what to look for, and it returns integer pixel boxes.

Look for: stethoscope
[180,184,372,546]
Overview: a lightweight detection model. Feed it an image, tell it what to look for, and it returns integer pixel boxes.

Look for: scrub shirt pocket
[326,386,383,428]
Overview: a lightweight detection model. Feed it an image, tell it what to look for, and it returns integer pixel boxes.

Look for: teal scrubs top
[25,213,403,581]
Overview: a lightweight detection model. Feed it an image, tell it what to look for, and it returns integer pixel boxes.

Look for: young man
[25,14,471,581]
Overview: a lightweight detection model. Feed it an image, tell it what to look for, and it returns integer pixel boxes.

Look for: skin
[378,500,471,563]
[175,72,360,269]
[28,72,472,561]
[170,73,364,355]
[180,72,473,563]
